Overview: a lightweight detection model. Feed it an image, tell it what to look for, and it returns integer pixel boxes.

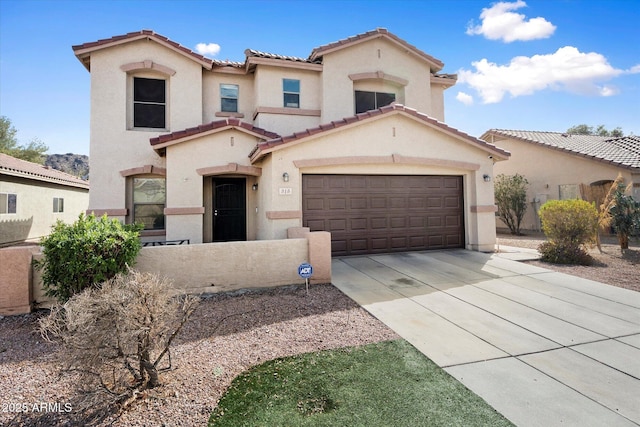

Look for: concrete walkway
[332,250,640,427]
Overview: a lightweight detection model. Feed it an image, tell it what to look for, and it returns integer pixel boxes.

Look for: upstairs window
[283,79,300,108]
[220,84,239,112]
[134,77,166,128]
[0,193,17,214]
[355,90,396,114]
[132,177,166,230]
[53,197,64,213]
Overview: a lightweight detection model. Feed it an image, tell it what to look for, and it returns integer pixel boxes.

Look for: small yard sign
[298,262,313,278]
[298,262,313,294]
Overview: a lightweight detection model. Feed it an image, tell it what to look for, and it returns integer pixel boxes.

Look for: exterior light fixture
[252,183,258,191]
[282,172,289,182]
[483,174,491,182]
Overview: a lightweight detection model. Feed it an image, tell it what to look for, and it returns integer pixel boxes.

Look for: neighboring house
[481,130,640,231]
[0,153,89,247]
[73,28,508,255]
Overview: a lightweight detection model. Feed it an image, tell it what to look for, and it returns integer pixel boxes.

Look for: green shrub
[35,213,143,303]
[494,174,529,235]
[538,199,599,265]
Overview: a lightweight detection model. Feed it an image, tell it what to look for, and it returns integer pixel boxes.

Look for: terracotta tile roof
[244,49,321,64]
[250,104,509,161]
[482,129,640,170]
[308,28,444,72]
[150,118,280,149]
[0,153,89,189]
[72,30,214,70]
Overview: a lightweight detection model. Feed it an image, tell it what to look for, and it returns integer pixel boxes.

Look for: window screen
[355,90,396,114]
[134,77,166,128]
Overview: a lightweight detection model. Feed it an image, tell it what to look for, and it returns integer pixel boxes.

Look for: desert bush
[538,199,599,265]
[494,174,529,235]
[35,213,143,303]
[608,183,640,250]
[39,270,199,421]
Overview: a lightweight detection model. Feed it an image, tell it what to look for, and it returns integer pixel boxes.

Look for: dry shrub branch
[39,270,199,423]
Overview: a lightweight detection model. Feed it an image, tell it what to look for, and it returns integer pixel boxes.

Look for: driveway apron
[332,250,640,427]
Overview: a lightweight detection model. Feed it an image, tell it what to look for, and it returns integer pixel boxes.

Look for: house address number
[279,187,293,195]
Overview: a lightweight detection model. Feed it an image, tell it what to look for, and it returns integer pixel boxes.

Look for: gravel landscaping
[0,284,397,426]
[497,231,640,292]
[2,235,637,426]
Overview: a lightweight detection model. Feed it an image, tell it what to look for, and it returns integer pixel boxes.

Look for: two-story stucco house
[73,28,508,255]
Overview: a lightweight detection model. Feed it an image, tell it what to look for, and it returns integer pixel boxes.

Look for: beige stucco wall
[493,138,636,231]
[320,37,436,123]
[164,129,262,243]
[0,176,89,246]
[88,39,203,217]
[255,112,498,251]
[203,72,255,124]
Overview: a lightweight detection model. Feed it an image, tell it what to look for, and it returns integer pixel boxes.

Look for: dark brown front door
[213,178,246,242]
[302,175,464,256]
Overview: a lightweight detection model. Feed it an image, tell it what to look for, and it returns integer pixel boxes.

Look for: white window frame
[283,79,300,108]
[220,84,239,113]
[53,197,64,213]
[0,192,17,214]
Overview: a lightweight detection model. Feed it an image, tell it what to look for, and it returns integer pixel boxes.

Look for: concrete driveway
[332,250,640,427]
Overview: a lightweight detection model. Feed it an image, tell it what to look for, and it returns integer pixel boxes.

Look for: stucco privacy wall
[2,233,330,315]
[494,138,636,231]
[88,39,201,216]
[0,177,89,246]
[255,112,498,251]
[0,246,39,315]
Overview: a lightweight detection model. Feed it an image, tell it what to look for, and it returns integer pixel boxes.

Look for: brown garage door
[302,175,464,256]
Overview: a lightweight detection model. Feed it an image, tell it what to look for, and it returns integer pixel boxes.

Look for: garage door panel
[350,218,367,230]
[370,217,387,229]
[390,217,406,228]
[370,197,387,208]
[305,198,325,210]
[350,198,367,209]
[328,198,347,210]
[303,175,464,255]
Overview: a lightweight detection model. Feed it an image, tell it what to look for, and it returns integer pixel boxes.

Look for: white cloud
[195,42,221,56]
[629,64,640,74]
[458,46,625,103]
[456,92,475,106]
[466,0,556,42]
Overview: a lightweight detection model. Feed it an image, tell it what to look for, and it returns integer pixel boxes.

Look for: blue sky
[1,0,638,156]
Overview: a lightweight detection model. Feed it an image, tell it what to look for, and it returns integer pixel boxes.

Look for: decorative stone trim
[87,209,128,216]
[293,154,480,171]
[120,60,176,76]
[196,163,262,177]
[470,205,498,213]
[349,71,408,86]
[164,207,205,215]
[253,106,321,120]
[215,112,245,118]
[266,210,302,219]
[120,165,167,177]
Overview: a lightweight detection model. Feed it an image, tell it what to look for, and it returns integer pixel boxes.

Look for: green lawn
[209,339,513,427]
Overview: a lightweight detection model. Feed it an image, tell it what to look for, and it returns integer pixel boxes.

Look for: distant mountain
[45,153,89,180]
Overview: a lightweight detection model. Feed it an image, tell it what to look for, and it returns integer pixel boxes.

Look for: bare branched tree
[39,270,199,422]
